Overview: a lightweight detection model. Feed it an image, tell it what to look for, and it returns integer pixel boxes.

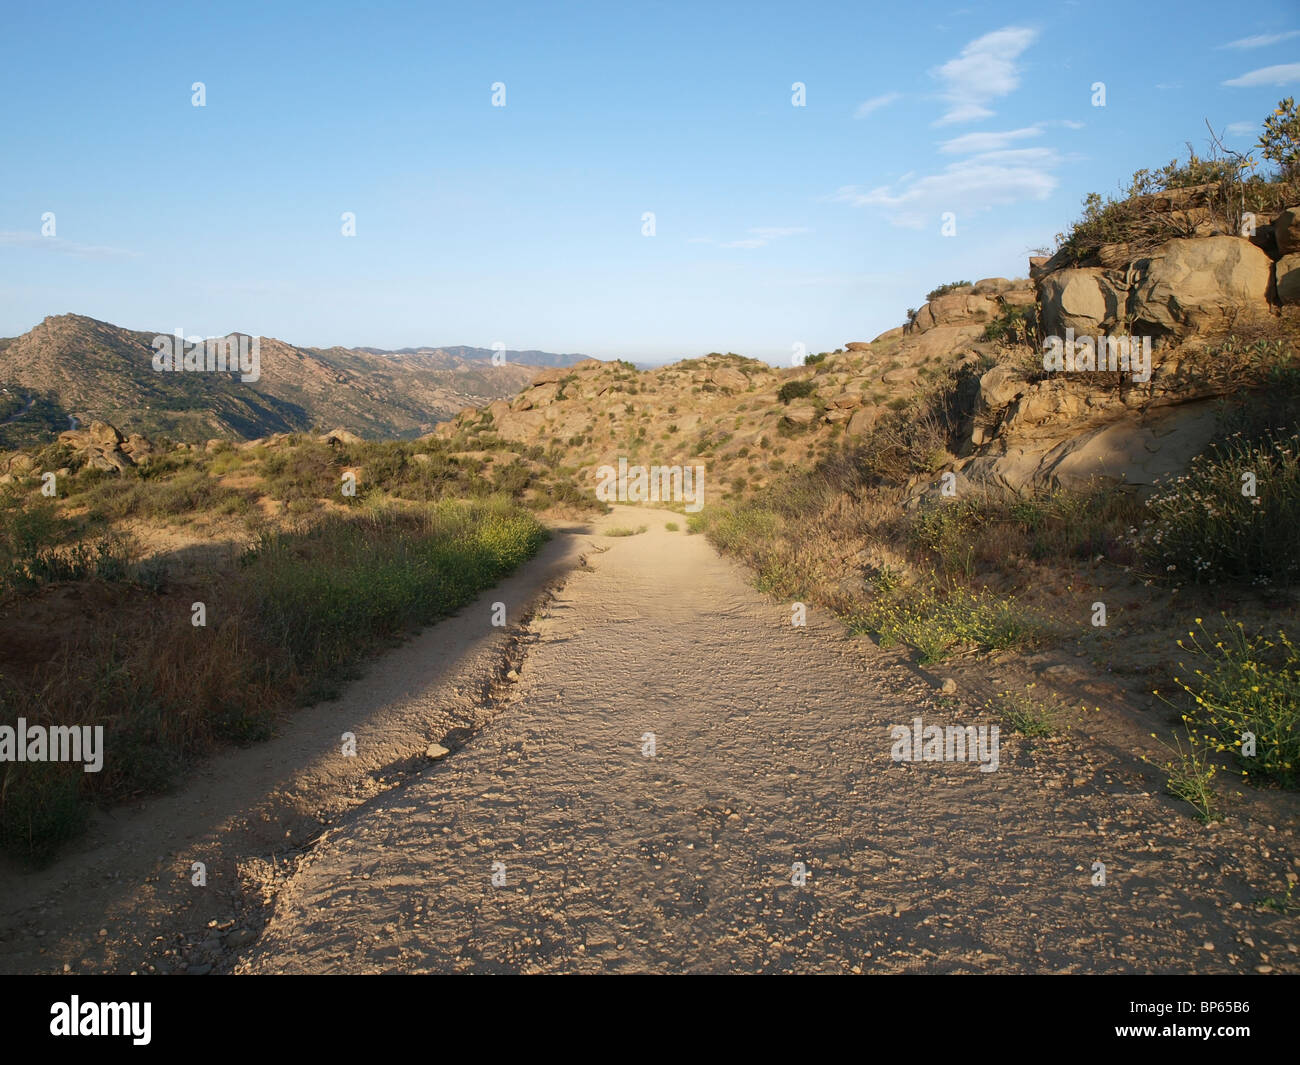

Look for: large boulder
[320,427,363,446]
[1127,236,1273,340]
[1038,268,1127,339]
[493,409,548,439]
[846,406,879,436]
[909,293,998,333]
[905,322,985,362]
[89,421,123,448]
[782,403,818,426]
[978,366,1028,411]
[122,433,155,467]
[881,366,918,386]
[512,382,560,411]
[1275,207,1300,256]
[1276,253,1300,305]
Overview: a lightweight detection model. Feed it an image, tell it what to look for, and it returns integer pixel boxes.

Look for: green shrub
[982,306,1036,345]
[850,580,1047,664]
[1137,430,1300,584]
[1168,620,1299,788]
[778,380,816,404]
[926,280,973,301]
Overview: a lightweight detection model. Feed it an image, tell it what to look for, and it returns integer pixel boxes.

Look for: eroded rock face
[959,401,1220,495]
[1127,237,1273,340]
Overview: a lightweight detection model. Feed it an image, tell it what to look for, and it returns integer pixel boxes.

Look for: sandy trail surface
[230,508,1297,974]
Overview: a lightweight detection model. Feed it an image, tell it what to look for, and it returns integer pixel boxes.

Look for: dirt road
[231,508,1297,974]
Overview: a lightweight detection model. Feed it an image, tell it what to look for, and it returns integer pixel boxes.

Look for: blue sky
[2,1,1298,363]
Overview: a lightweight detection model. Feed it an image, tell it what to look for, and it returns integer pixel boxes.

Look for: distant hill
[0,315,545,446]
[351,345,592,369]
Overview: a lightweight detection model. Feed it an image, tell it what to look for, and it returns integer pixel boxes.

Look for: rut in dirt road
[238,508,1295,973]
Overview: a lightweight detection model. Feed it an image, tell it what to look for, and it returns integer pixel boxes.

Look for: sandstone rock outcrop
[57,420,145,474]
[1127,237,1273,340]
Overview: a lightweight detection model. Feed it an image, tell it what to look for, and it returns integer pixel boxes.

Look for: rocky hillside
[429,278,1032,501]
[0,314,540,447]
[431,201,1298,510]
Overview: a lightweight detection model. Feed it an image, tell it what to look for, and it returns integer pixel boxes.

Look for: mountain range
[0,315,591,447]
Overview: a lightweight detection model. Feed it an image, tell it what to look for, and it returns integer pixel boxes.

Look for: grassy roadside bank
[0,431,573,863]
[688,363,1300,820]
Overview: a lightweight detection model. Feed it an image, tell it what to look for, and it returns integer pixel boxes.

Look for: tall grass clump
[850,578,1048,664]
[0,497,546,863]
[247,499,547,679]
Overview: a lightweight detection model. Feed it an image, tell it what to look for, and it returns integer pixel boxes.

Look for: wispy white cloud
[1223,63,1300,87]
[938,126,1042,154]
[1225,120,1258,136]
[0,231,139,259]
[830,147,1060,229]
[854,92,902,118]
[697,227,811,249]
[1220,30,1300,49]
[930,26,1038,126]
